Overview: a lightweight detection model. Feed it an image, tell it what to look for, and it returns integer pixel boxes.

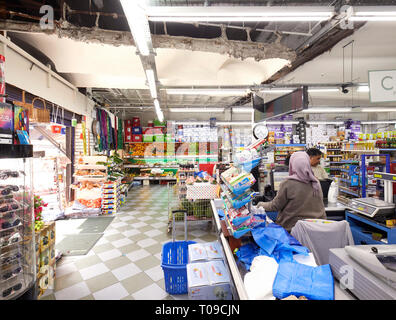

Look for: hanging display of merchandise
[117,118,123,150]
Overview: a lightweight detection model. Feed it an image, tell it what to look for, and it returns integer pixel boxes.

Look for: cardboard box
[187,260,232,300]
[188,241,224,263]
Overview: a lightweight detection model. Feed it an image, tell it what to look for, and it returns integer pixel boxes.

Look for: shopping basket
[161,210,196,295]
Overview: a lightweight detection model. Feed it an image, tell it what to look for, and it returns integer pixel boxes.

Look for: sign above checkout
[369,70,396,103]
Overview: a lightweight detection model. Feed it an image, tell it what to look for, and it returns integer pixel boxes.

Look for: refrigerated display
[0,144,36,300]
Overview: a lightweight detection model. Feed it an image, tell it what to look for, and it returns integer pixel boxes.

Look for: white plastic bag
[327,181,338,203]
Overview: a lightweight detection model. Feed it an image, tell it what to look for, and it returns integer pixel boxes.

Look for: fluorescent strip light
[217,121,252,126]
[166,89,248,96]
[301,107,353,113]
[357,85,370,92]
[266,121,299,125]
[361,108,396,112]
[260,89,294,94]
[169,108,225,113]
[120,0,151,56]
[308,88,340,93]
[307,121,344,125]
[149,16,330,22]
[175,121,210,126]
[154,99,164,122]
[350,16,396,21]
[146,69,157,99]
[232,107,253,113]
[362,121,396,125]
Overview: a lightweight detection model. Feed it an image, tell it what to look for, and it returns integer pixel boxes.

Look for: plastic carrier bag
[272,261,334,300]
[251,223,309,263]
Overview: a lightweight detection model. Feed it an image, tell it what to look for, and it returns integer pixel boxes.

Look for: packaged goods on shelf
[187,260,232,300]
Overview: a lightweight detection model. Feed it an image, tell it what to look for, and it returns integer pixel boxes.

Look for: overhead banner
[369,70,396,103]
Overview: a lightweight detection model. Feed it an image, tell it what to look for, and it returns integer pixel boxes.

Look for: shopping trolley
[167,181,214,234]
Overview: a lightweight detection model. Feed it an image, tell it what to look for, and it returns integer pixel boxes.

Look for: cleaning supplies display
[186,260,232,300]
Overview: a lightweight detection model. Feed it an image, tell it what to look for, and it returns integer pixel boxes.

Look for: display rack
[101,179,122,215]
[219,166,264,239]
[0,144,36,300]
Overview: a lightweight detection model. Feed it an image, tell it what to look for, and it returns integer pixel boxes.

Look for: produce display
[75,169,106,177]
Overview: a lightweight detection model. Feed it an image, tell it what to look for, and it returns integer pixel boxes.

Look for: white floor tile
[56,262,77,278]
[144,265,164,282]
[144,229,163,238]
[125,249,151,262]
[103,228,118,236]
[112,238,134,248]
[154,252,162,260]
[131,222,148,229]
[122,229,141,237]
[93,283,129,300]
[119,216,135,222]
[97,249,123,262]
[111,221,128,228]
[79,262,110,281]
[152,222,167,229]
[55,282,91,300]
[138,216,152,221]
[132,283,167,300]
[112,263,142,281]
[137,238,158,248]
[190,230,208,238]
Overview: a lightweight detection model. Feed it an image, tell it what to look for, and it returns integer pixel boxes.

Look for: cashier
[256,151,326,232]
[306,148,328,181]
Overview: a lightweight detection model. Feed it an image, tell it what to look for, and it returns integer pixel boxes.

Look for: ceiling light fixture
[260,89,294,94]
[146,6,334,22]
[146,69,157,99]
[357,86,370,93]
[154,99,164,122]
[169,108,225,113]
[232,107,253,113]
[120,0,151,56]
[360,108,396,112]
[166,89,249,96]
[361,120,396,125]
[217,121,252,126]
[301,107,353,113]
[308,88,340,93]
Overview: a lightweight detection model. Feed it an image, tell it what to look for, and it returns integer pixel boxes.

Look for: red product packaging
[124,120,132,127]
[132,117,141,127]
[125,134,132,142]
[132,134,142,142]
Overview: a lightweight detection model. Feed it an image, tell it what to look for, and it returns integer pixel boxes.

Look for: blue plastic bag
[234,242,260,270]
[251,223,309,262]
[272,261,334,300]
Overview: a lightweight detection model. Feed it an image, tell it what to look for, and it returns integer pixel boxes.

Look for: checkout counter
[210,199,355,300]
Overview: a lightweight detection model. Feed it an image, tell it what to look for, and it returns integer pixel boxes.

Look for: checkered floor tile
[41,185,216,300]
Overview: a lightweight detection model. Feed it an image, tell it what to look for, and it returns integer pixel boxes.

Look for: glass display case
[0,144,36,300]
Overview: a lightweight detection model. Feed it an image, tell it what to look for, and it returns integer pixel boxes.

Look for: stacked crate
[101,179,122,215]
[36,221,56,299]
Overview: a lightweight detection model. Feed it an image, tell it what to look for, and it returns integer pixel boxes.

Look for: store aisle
[41,185,217,300]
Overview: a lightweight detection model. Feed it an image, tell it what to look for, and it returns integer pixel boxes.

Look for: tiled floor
[41,185,216,300]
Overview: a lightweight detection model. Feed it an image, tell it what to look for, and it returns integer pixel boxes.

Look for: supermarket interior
[1,0,396,302]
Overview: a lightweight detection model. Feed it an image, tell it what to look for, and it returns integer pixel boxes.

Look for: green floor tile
[121,272,154,294]
[85,271,119,293]
[55,271,84,291]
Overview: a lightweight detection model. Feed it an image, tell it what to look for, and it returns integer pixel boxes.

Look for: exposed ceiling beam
[0,19,295,61]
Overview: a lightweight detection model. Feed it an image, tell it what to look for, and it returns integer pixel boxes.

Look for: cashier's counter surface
[210,199,355,300]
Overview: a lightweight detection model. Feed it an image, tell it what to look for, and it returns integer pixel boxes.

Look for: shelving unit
[273,144,305,165]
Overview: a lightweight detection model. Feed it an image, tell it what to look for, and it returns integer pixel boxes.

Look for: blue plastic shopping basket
[161,210,196,295]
